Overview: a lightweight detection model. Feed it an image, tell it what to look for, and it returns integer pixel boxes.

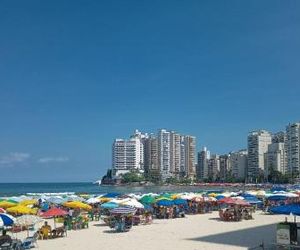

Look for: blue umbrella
[157,200,174,207]
[102,193,121,198]
[215,195,225,200]
[270,204,300,215]
[173,199,188,205]
[100,202,119,209]
[0,213,15,227]
[267,195,288,201]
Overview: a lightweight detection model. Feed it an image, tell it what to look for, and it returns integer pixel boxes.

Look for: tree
[121,172,145,183]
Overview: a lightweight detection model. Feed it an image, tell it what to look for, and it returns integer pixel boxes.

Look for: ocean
[0,182,230,196]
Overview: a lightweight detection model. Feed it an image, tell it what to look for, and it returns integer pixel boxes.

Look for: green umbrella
[140,196,156,204]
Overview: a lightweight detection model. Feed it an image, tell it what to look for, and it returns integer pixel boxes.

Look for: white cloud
[38,157,69,164]
[0,152,31,165]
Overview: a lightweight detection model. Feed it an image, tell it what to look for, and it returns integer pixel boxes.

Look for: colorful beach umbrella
[0,200,18,209]
[41,207,68,217]
[156,200,174,207]
[139,196,156,204]
[110,206,136,214]
[7,205,38,215]
[0,213,15,227]
[100,202,119,209]
[63,201,92,210]
[19,200,38,206]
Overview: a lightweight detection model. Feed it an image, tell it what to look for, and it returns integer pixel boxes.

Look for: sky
[0,0,299,182]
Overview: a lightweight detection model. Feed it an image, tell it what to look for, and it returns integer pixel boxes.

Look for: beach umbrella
[215,195,225,200]
[0,200,18,209]
[63,201,92,211]
[98,197,111,203]
[19,200,38,206]
[110,206,136,215]
[7,205,38,215]
[41,207,68,217]
[173,199,188,205]
[86,197,101,204]
[270,204,300,216]
[15,215,42,227]
[139,196,156,204]
[0,213,15,227]
[218,197,250,206]
[102,193,121,198]
[46,196,66,205]
[100,202,119,209]
[156,200,174,207]
[267,195,288,201]
[0,208,6,213]
[122,199,144,209]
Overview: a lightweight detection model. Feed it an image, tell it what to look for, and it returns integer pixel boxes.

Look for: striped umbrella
[0,213,15,227]
[110,206,136,214]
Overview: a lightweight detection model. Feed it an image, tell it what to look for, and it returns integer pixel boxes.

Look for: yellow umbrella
[0,201,18,208]
[7,206,38,215]
[208,193,217,197]
[170,194,179,200]
[19,200,38,206]
[63,201,92,211]
[98,197,111,203]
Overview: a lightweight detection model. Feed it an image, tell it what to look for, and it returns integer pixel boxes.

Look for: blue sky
[0,0,299,182]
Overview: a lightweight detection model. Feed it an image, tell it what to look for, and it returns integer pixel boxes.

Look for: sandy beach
[16,211,286,250]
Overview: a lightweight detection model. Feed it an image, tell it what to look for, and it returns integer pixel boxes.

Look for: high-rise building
[266,142,287,174]
[208,154,220,181]
[272,131,286,143]
[219,154,230,181]
[180,136,186,177]
[144,134,159,181]
[184,135,196,179]
[158,129,171,181]
[170,131,181,178]
[112,137,144,176]
[247,130,272,181]
[286,122,300,175]
[229,150,248,180]
[196,147,210,180]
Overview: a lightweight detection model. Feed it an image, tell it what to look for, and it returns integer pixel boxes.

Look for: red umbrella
[41,207,68,218]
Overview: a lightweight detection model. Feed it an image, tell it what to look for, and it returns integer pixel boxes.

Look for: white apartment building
[112,137,144,176]
[158,129,171,180]
[247,130,272,181]
[184,135,196,178]
[170,131,181,177]
[286,122,300,174]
